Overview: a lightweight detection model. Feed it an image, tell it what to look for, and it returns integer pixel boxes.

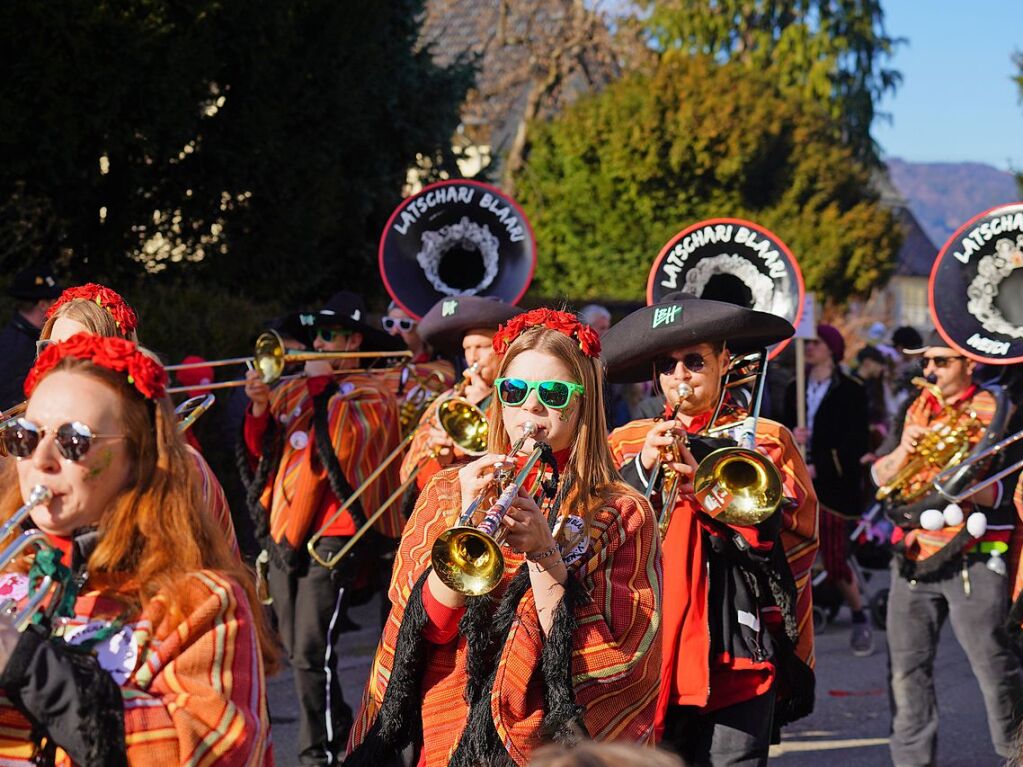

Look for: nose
[313,336,326,351]
[521,388,546,415]
[30,432,62,474]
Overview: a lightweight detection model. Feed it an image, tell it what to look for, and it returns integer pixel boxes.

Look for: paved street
[268,572,1010,766]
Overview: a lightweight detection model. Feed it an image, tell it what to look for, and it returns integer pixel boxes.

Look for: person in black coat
[0,266,62,410]
[783,324,873,655]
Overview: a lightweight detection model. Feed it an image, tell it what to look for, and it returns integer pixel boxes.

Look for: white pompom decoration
[919,508,946,531]
[942,503,964,527]
[966,512,988,538]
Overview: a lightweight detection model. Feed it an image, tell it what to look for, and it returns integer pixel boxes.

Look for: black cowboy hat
[902,329,954,355]
[602,292,794,383]
[303,291,401,351]
[8,265,62,301]
[417,295,522,356]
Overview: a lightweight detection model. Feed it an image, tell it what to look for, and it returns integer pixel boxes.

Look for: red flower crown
[25,334,168,400]
[46,283,139,335]
[492,308,601,357]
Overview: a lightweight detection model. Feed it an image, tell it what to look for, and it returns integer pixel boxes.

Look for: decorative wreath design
[966,236,1023,340]
[416,216,500,297]
[681,253,786,316]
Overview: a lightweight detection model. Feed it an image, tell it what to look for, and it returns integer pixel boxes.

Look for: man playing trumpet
[605,293,818,767]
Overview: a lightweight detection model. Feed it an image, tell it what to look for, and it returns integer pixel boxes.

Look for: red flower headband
[46,283,139,335]
[492,308,602,358]
[25,334,168,400]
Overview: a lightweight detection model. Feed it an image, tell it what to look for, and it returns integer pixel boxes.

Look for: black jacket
[784,369,869,518]
[0,312,40,410]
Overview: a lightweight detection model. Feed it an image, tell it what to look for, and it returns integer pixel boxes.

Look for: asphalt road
[267,571,1010,766]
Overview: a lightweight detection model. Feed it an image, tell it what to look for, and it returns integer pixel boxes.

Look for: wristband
[526,544,560,563]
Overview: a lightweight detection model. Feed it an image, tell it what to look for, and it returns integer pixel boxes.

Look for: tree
[514,53,901,304]
[638,0,901,162]
[0,0,471,305]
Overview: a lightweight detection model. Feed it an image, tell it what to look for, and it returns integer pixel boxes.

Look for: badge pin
[289,430,310,450]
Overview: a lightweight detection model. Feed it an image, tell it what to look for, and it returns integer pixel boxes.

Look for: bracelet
[526,544,560,563]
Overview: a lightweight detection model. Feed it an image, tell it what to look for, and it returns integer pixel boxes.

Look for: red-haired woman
[346,309,662,767]
[0,334,274,765]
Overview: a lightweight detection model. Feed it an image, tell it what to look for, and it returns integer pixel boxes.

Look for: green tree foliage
[515,54,901,304]
[0,0,470,305]
[639,0,901,162]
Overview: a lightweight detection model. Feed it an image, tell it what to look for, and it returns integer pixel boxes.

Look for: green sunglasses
[315,326,354,343]
[495,377,584,410]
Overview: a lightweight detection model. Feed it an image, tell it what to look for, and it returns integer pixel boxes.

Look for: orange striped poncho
[0,569,271,765]
[188,445,240,557]
[255,373,403,545]
[347,469,663,766]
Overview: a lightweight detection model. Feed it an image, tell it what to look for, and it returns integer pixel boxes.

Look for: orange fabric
[348,470,663,766]
[188,445,240,558]
[0,570,271,765]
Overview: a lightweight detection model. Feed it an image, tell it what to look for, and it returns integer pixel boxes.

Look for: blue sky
[874,0,1023,170]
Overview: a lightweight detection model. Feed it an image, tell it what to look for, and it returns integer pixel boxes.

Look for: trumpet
[0,486,65,631]
[306,389,490,569]
[175,393,216,433]
[646,384,693,538]
[431,422,558,596]
[166,330,411,394]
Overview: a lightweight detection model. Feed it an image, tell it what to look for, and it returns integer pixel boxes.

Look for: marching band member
[242,290,402,766]
[0,266,62,410]
[398,295,521,490]
[38,283,240,556]
[871,329,1023,765]
[0,334,274,765]
[346,309,662,766]
[604,293,818,767]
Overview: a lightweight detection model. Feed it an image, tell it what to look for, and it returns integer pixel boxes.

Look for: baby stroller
[811,502,892,633]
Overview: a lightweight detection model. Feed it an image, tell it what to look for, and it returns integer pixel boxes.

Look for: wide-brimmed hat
[603,292,794,383]
[302,291,400,351]
[417,295,522,356]
[8,266,62,301]
[903,329,956,355]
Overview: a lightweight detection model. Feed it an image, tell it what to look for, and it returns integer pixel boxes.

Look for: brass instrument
[397,365,450,436]
[0,486,65,630]
[166,330,411,394]
[933,426,1023,503]
[646,384,693,538]
[175,393,216,433]
[306,388,491,569]
[430,422,557,596]
[875,377,985,506]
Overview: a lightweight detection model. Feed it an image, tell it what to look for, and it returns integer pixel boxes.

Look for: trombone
[932,427,1023,504]
[430,422,559,596]
[306,393,490,569]
[166,330,411,394]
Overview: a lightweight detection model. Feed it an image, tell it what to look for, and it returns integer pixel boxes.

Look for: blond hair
[41,299,139,342]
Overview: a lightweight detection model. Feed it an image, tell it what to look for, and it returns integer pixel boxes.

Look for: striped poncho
[346,469,663,766]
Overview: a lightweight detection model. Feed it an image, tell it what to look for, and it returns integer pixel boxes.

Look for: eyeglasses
[381,317,416,333]
[495,378,584,410]
[315,327,353,343]
[1,418,124,462]
[654,353,707,376]
[35,339,53,357]
[923,355,964,369]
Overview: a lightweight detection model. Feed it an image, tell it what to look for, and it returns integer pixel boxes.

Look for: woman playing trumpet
[0,334,274,765]
[346,308,662,767]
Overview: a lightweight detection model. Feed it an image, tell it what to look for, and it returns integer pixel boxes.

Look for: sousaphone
[378,180,536,319]
[647,217,804,359]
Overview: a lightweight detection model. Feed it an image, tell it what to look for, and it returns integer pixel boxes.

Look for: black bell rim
[929,202,1023,365]
[646,217,804,360]
[378,179,536,320]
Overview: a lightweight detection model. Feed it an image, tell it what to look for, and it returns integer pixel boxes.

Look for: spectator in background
[0,265,62,409]
[578,303,612,336]
[856,344,897,455]
[784,324,873,656]
[579,303,631,427]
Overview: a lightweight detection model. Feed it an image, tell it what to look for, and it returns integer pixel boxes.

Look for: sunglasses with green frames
[495,377,584,409]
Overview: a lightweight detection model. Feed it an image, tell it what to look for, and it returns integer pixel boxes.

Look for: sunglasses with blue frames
[495,378,584,409]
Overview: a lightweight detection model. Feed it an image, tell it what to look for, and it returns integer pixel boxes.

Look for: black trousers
[661,688,776,767]
[887,556,1023,766]
[268,536,354,767]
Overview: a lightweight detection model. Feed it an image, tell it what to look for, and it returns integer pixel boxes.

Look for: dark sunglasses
[495,378,584,410]
[654,353,707,376]
[1,418,124,462]
[315,327,353,343]
[923,355,964,369]
[381,317,416,333]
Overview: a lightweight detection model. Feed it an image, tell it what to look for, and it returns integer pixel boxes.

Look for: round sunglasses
[1,418,125,462]
[495,378,584,410]
[654,352,708,376]
[381,317,417,333]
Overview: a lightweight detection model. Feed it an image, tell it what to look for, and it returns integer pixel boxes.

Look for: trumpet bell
[694,447,783,526]
[431,526,505,596]
[437,397,489,456]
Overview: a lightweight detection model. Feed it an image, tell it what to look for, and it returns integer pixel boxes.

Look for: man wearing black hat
[604,294,818,767]
[0,265,62,409]
[398,295,521,491]
[871,329,1023,766]
[240,290,402,766]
